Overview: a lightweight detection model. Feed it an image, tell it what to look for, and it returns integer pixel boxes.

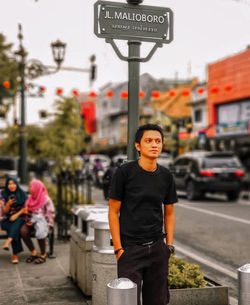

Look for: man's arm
[164,204,175,245]
[108,198,124,260]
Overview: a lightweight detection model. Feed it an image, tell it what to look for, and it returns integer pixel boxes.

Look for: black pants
[117,240,170,305]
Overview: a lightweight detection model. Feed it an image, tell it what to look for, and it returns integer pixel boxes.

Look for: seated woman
[21,180,55,264]
[1,177,27,264]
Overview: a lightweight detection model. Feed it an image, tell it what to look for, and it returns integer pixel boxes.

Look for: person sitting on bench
[1,177,27,264]
[21,180,55,264]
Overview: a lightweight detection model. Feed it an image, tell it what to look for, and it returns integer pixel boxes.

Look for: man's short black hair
[135,124,164,144]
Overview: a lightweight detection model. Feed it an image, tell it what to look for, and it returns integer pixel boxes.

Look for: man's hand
[10,213,18,222]
[0,200,4,206]
[116,249,125,261]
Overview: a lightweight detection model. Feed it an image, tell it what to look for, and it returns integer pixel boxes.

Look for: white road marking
[175,243,238,280]
[177,203,250,225]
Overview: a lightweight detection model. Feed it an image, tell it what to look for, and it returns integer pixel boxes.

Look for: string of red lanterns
[51,84,234,99]
[56,88,63,95]
[88,91,97,98]
[40,86,46,92]
[106,91,114,98]
[2,81,10,88]
[120,91,128,99]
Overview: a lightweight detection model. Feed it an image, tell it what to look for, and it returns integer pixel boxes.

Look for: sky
[1,0,250,125]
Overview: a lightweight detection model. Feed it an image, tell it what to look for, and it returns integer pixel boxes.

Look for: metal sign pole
[127,41,141,161]
[94,0,173,161]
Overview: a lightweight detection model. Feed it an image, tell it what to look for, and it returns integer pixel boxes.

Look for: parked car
[157,152,172,169]
[170,151,245,201]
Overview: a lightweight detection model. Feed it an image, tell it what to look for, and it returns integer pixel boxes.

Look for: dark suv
[170,151,245,201]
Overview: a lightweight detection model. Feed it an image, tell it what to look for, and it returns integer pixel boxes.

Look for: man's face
[135,130,163,159]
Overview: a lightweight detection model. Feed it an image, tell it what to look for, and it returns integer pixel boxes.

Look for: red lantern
[151,91,160,98]
[181,89,190,96]
[40,86,46,92]
[225,85,232,92]
[72,89,79,97]
[211,87,219,94]
[197,87,205,94]
[106,91,114,98]
[121,91,128,99]
[139,91,145,98]
[56,88,63,95]
[88,91,97,98]
[3,81,10,88]
[168,90,176,97]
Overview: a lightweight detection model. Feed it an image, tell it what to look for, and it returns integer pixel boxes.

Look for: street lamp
[51,40,66,68]
[15,24,66,184]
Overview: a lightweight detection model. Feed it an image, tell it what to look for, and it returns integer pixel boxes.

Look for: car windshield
[202,156,241,168]
[0,159,16,170]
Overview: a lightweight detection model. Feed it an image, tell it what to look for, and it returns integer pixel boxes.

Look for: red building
[206,47,250,164]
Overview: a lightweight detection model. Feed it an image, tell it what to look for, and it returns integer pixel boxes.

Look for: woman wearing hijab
[21,179,55,264]
[1,177,27,264]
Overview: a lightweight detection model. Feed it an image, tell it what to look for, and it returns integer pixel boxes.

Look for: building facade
[206,47,250,165]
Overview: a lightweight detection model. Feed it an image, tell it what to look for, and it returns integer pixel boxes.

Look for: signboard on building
[94,0,173,43]
[216,121,250,136]
[216,99,250,136]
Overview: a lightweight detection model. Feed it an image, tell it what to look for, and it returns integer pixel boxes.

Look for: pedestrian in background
[21,179,55,264]
[1,177,27,264]
[102,160,117,200]
[109,124,178,305]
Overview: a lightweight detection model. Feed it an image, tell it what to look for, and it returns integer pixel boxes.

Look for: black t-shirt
[109,160,178,246]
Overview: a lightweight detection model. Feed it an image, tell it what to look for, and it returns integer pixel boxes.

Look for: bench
[0,227,55,258]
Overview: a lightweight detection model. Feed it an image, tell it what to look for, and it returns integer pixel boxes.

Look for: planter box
[169,285,229,305]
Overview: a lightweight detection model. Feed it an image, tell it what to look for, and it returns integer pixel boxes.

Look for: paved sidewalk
[0,239,91,305]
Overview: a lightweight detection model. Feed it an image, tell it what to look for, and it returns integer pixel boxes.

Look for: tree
[0,124,44,159]
[0,96,88,174]
[38,96,87,172]
[0,33,19,118]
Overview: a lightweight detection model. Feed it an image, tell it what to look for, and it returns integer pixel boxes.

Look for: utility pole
[16,24,28,184]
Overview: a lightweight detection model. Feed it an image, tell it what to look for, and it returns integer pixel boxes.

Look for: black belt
[141,240,156,246]
[122,234,166,247]
[140,235,166,246]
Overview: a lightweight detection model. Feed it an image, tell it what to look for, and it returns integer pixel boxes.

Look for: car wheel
[186,181,199,201]
[226,191,239,202]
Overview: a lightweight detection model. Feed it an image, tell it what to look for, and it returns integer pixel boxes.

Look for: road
[91,186,250,303]
[174,192,250,303]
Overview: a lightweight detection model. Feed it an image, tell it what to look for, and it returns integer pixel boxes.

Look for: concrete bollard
[69,206,84,281]
[238,263,250,305]
[69,204,107,287]
[107,278,137,305]
[91,216,117,305]
[76,207,108,296]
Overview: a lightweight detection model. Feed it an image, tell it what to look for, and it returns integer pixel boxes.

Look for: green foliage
[0,33,19,117]
[169,255,206,289]
[0,124,45,158]
[42,178,57,207]
[38,97,87,171]
[42,178,95,215]
[0,96,88,173]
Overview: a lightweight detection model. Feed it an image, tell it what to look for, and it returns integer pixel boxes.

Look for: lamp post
[15,24,66,184]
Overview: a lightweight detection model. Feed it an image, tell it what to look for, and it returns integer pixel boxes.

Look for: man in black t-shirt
[109,124,178,305]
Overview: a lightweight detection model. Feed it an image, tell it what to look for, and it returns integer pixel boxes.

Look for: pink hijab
[26,180,48,211]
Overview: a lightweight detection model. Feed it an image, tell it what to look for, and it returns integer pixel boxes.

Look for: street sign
[94,1,173,44]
